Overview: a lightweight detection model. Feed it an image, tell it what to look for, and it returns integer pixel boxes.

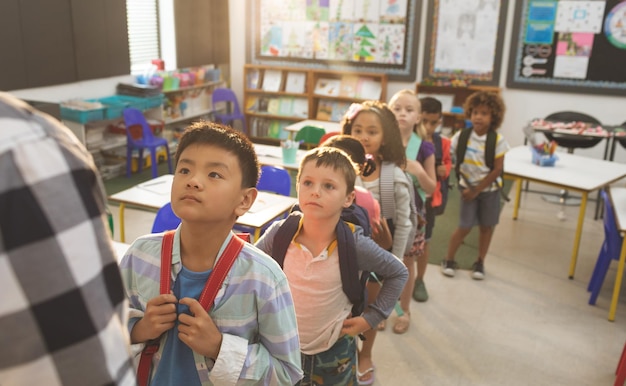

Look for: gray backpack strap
[379,162,396,219]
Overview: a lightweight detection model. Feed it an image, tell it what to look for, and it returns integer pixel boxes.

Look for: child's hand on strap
[178,297,222,360]
[132,293,178,343]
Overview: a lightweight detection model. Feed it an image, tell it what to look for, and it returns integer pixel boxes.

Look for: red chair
[123,108,173,178]
[615,341,626,385]
[318,131,340,145]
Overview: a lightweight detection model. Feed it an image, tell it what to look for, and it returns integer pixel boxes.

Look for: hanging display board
[245,0,422,81]
[421,0,509,85]
[507,0,626,96]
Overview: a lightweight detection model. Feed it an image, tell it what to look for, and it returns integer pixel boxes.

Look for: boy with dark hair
[441,91,509,280]
[120,121,303,385]
[255,147,408,385]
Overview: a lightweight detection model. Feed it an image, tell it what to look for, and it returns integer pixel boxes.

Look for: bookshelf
[415,84,501,132]
[243,64,388,142]
[310,69,387,123]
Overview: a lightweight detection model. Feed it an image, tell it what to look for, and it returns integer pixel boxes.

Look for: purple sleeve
[417,141,435,163]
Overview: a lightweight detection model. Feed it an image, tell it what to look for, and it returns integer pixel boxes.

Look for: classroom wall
[229,0,626,163]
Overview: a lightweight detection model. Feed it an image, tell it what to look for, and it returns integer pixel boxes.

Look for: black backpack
[270,206,370,318]
[432,132,450,216]
[455,128,509,201]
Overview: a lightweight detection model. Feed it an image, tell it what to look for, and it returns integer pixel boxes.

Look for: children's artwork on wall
[247,0,421,81]
[507,0,626,96]
[422,0,509,85]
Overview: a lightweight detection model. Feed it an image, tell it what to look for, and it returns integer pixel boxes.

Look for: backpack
[379,162,420,256]
[271,208,370,318]
[432,132,450,216]
[455,127,509,201]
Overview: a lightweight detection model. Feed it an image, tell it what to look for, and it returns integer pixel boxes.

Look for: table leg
[513,178,523,220]
[609,237,626,321]
[119,203,126,243]
[568,192,588,279]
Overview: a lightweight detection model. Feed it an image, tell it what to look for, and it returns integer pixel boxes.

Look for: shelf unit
[243,64,387,143]
[162,80,226,126]
[415,84,501,132]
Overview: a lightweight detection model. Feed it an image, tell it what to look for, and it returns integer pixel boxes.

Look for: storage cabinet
[243,64,387,143]
[415,83,501,132]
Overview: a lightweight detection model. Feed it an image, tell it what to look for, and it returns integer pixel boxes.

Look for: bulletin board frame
[506,0,626,96]
[245,0,422,81]
[421,0,509,86]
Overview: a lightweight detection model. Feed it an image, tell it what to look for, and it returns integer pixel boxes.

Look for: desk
[504,146,626,278]
[109,174,297,242]
[254,143,307,170]
[284,119,340,138]
[609,187,626,321]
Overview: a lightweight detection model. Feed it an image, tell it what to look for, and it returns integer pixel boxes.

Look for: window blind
[126,0,160,75]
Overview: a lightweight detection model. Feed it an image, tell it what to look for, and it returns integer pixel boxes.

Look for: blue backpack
[270,204,371,318]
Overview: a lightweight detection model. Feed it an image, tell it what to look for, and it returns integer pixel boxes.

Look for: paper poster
[434,1,501,74]
[554,1,606,33]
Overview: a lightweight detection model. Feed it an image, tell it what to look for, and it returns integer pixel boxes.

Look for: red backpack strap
[137,230,176,386]
[137,232,246,386]
[197,235,245,310]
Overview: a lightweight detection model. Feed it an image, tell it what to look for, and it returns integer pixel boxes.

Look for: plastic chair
[258,165,292,196]
[123,108,173,178]
[542,112,602,210]
[151,203,181,233]
[212,88,246,132]
[233,166,292,240]
[295,125,325,149]
[543,111,602,154]
[318,131,340,145]
[587,190,623,305]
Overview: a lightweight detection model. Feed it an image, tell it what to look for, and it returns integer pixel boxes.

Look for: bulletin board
[245,0,422,81]
[422,0,510,85]
[506,0,626,96]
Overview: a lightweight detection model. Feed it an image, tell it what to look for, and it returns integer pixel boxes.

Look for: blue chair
[232,166,292,240]
[151,203,181,233]
[123,108,173,178]
[212,88,246,132]
[258,165,291,196]
[588,189,623,305]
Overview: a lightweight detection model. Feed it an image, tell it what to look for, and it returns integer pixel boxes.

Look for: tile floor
[109,182,626,386]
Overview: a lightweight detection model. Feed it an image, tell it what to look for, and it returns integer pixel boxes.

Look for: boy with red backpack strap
[119,122,302,386]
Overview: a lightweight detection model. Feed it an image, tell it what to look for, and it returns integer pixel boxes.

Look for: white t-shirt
[451,129,510,191]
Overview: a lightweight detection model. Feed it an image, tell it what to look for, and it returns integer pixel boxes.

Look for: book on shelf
[261,69,283,92]
[356,78,382,100]
[278,97,294,116]
[284,72,307,94]
[292,98,308,118]
[267,98,281,115]
[245,96,258,112]
[246,69,260,89]
[314,78,341,96]
[339,75,359,97]
[316,100,334,120]
[257,97,270,113]
[331,101,351,122]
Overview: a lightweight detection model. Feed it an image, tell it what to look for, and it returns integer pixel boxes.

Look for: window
[126,0,161,75]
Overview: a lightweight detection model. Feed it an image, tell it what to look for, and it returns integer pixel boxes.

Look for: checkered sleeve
[0,93,135,385]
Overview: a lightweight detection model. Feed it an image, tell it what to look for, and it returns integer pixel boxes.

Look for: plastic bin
[60,105,105,123]
[531,147,558,166]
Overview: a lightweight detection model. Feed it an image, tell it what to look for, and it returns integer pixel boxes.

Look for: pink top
[355,186,381,229]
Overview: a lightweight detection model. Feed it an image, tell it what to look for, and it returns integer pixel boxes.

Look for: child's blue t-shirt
[152,266,212,386]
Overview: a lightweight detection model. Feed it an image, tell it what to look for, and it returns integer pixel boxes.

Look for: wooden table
[108,174,297,242]
[254,143,308,170]
[608,187,626,321]
[504,146,626,279]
